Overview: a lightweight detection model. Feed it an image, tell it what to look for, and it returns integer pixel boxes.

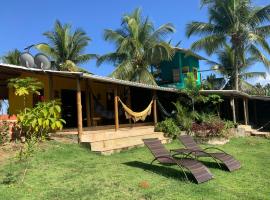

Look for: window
[182,66,189,74]
[193,68,198,80]
[172,69,180,82]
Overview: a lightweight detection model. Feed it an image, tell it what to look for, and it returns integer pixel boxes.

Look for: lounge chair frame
[143,138,213,184]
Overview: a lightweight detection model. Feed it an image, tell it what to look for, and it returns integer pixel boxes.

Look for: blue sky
[0,0,269,83]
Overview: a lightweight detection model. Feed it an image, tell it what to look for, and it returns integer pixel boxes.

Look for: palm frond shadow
[123,161,196,183]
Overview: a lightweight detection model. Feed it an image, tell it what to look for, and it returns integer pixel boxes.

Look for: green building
[158,48,206,89]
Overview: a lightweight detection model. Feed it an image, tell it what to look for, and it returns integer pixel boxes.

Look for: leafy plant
[17,100,65,140]
[155,118,180,138]
[8,77,43,109]
[0,121,10,145]
[2,49,21,65]
[183,73,208,111]
[173,101,193,133]
[208,94,223,116]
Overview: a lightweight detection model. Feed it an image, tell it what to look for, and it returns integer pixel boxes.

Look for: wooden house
[158,48,205,89]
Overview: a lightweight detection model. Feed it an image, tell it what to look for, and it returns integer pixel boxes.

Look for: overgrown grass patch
[0,137,269,200]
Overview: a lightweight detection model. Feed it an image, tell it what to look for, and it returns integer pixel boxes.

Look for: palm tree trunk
[233,47,239,91]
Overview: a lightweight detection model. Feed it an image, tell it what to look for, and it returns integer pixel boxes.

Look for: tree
[264,83,270,96]
[183,73,208,111]
[36,20,96,71]
[208,44,267,91]
[8,77,43,110]
[97,8,175,85]
[2,49,21,65]
[186,0,270,90]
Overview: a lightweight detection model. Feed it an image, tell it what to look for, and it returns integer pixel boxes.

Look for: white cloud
[251,72,270,86]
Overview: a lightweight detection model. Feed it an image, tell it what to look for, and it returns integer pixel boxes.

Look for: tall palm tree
[97,8,175,85]
[36,20,96,71]
[209,44,266,91]
[186,0,270,90]
[2,49,21,65]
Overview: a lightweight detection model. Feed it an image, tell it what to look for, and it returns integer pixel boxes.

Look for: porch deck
[58,125,169,155]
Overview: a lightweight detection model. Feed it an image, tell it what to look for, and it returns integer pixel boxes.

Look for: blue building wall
[159,50,201,89]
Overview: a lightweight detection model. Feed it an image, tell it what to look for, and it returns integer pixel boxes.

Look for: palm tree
[97,8,175,85]
[36,20,96,71]
[2,49,21,65]
[186,0,270,90]
[208,44,266,91]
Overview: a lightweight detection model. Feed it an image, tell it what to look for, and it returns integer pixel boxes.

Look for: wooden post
[114,87,119,131]
[85,80,91,127]
[230,97,236,123]
[76,77,83,142]
[89,81,94,125]
[48,74,53,100]
[243,98,249,125]
[127,87,132,125]
[153,91,158,125]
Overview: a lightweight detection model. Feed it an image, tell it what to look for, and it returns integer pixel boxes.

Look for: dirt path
[0,143,22,165]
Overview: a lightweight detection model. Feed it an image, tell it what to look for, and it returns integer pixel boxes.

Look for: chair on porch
[171,135,241,172]
[143,138,213,184]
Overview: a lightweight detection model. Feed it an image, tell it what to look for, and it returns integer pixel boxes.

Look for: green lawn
[0,137,269,200]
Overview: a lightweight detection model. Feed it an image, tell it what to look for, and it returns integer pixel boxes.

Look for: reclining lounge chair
[171,135,241,172]
[143,138,213,184]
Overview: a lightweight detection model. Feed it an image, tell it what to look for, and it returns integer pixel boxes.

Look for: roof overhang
[174,47,207,60]
[1,63,270,101]
[0,63,178,93]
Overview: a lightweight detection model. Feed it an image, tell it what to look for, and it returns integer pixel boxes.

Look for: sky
[0,0,269,84]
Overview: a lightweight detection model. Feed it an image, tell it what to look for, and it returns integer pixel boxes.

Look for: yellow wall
[8,72,121,117]
[9,72,49,114]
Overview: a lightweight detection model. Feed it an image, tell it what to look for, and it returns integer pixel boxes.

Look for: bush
[17,100,65,140]
[191,113,236,139]
[155,118,180,138]
[0,121,10,145]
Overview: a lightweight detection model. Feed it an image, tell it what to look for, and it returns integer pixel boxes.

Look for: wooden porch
[57,124,169,155]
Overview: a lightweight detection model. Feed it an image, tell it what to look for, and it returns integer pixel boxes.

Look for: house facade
[158,48,204,89]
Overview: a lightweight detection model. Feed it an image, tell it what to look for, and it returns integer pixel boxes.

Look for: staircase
[238,125,270,138]
[80,126,169,155]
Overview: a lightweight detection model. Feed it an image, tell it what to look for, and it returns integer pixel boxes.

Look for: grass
[0,137,269,200]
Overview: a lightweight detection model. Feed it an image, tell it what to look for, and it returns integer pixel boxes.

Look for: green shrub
[173,101,193,133]
[155,118,180,138]
[0,121,10,145]
[17,100,65,140]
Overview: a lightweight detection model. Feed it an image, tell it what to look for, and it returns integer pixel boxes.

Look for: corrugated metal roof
[1,63,270,100]
[174,47,207,60]
[0,63,178,92]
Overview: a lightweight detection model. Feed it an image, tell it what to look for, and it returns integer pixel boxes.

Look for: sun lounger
[171,135,241,172]
[143,138,213,184]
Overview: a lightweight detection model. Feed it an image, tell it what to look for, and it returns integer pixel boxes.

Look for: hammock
[118,98,153,122]
[157,100,175,118]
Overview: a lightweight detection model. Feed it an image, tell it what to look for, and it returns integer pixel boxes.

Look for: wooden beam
[243,98,249,125]
[230,97,236,123]
[85,80,91,127]
[89,81,94,125]
[243,98,248,125]
[114,86,119,131]
[48,74,53,100]
[76,77,83,142]
[127,87,132,125]
[153,91,158,125]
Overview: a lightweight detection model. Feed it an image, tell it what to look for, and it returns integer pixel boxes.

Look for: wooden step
[250,131,269,138]
[81,126,158,143]
[90,132,167,152]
